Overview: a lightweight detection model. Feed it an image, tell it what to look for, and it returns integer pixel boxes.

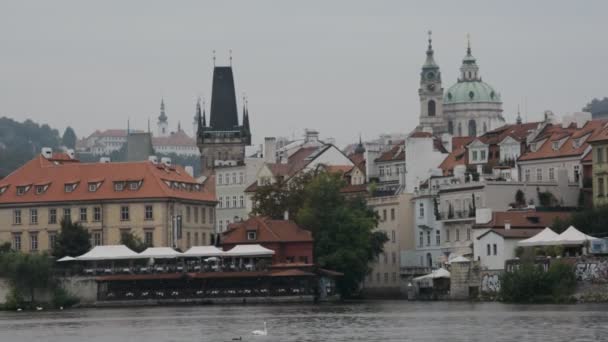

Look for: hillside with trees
[583,97,608,119]
[0,117,74,177]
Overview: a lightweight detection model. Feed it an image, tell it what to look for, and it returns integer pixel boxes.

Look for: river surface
[0,301,607,342]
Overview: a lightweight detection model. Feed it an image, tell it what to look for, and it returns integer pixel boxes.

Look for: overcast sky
[1,1,607,148]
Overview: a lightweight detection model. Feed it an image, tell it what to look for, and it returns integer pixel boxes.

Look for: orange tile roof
[375,142,405,162]
[478,122,540,145]
[452,136,475,150]
[438,146,467,175]
[0,154,216,205]
[222,216,313,244]
[474,210,572,229]
[519,120,608,161]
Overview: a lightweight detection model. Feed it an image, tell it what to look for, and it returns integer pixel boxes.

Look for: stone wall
[449,260,480,300]
[59,276,98,305]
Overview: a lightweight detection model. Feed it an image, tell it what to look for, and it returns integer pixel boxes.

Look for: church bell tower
[418,31,445,134]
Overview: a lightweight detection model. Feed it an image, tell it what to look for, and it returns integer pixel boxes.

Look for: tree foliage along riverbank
[499,261,577,303]
[252,170,388,297]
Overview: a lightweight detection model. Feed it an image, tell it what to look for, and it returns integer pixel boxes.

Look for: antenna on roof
[229,49,233,66]
[127,118,130,135]
[213,50,216,66]
[147,117,150,133]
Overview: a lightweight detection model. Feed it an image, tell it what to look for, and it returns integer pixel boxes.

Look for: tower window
[448,121,454,135]
[469,91,475,100]
[428,100,436,117]
[468,120,477,137]
[447,92,452,100]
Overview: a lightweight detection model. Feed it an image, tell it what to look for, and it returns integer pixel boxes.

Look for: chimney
[66,149,75,159]
[99,157,111,163]
[264,137,277,163]
[505,220,511,230]
[161,157,172,167]
[148,156,158,164]
[41,147,52,159]
[185,166,194,177]
[304,129,319,143]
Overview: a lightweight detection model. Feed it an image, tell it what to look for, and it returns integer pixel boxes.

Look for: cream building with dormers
[0,151,216,253]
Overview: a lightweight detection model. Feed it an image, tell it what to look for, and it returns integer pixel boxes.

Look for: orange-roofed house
[586,122,608,207]
[0,152,217,253]
[221,216,313,265]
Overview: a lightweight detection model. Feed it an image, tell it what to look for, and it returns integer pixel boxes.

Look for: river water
[0,301,607,342]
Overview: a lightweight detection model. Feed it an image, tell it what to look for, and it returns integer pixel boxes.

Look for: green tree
[252,171,315,220]
[0,252,54,303]
[52,218,91,258]
[295,172,385,297]
[0,242,12,254]
[500,261,576,303]
[61,126,77,148]
[515,189,526,207]
[121,231,147,252]
[552,205,608,235]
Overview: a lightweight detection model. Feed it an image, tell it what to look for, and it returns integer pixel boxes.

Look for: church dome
[444,80,501,104]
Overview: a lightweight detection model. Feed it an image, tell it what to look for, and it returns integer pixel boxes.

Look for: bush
[500,261,576,303]
[52,287,79,308]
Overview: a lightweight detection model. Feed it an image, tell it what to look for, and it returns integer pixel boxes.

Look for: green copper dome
[444,80,501,104]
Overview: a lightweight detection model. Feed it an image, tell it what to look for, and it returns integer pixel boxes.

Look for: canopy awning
[57,256,76,262]
[139,247,182,259]
[183,246,225,257]
[544,226,600,246]
[447,256,470,264]
[75,245,140,261]
[517,227,559,247]
[413,268,451,281]
[223,244,275,257]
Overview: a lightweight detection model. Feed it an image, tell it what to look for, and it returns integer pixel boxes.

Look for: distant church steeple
[418,30,446,134]
[157,98,169,137]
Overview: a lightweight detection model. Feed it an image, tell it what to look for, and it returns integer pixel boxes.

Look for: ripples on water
[0,301,607,342]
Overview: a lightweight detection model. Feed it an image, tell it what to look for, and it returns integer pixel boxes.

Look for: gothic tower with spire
[197,65,252,175]
[157,99,169,137]
[418,31,446,134]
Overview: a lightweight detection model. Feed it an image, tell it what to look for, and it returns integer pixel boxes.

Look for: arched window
[428,100,436,117]
[448,121,454,134]
[468,120,477,137]
[458,122,463,137]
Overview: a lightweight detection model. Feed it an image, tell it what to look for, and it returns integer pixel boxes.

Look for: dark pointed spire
[516,105,522,124]
[243,97,250,131]
[354,134,365,154]
[209,66,239,130]
[196,98,204,136]
[177,121,181,132]
[202,98,207,127]
[158,98,168,123]
[422,30,439,70]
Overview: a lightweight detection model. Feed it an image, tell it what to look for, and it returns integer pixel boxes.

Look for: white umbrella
[518,227,559,247]
[545,226,600,246]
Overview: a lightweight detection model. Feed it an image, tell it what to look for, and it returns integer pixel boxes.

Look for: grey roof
[209,66,239,131]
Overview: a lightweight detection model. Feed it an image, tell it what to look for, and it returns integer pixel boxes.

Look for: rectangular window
[481,150,486,160]
[383,253,388,264]
[536,168,542,181]
[202,232,206,245]
[186,232,191,248]
[218,196,223,209]
[194,232,199,246]
[379,166,384,176]
[120,206,130,221]
[391,230,396,243]
[48,231,57,249]
[93,231,102,246]
[64,184,74,193]
[80,207,87,222]
[63,208,71,221]
[472,151,478,161]
[30,232,38,252]
[247,231,257,240]
[186,206,191,222]
[493,244,498,256]
[419,203,424,218]
[233,196,237,208]
[88,183,97,192]
[436,231,440,245]
[598,147,604,164]
[194,207,199,223]
[599,177,605,197]
[549,168,555,181]
[525,169,531,182]
[218,174,223,185]
[456,229,460,241]
[467,229,471,241]
[144,230,154,247]
[232,173,237,184]
[239,172,244,184]
[145,205,153,220]
[384,273,388,283]
[49,209,57,224]
[129,182,139,190]
[13,209,22,225]
[209,208,214,225]
[392,251,397,264]
[487,244,491,256]
[391,208,395,221]
[93,207,101,222]
[419,232,424,247]
[12,233,21,251]
[239,196,244,208]
[382,209,387,221]
[427,231,431,246]
[392,272,397,283]
[446,229,450,242]
[30,208,38,225]
[201,207,206,224]
[114,182,124,191]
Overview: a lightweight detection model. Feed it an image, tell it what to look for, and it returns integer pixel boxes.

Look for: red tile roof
[478,122,540,145]
[152,130,196,147]
[222,216,313,244]
[438,145,467,175]
[452,136,475,150]
[0,154,216,204]
[474,210,572,229]
[375,142,405,162]
[519,120,608,161]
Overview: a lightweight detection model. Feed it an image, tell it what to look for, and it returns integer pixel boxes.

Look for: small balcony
[400,266,432,276]
[438,210,475,223]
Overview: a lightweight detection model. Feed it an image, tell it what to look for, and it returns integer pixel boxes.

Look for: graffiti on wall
[481,273,500,293]
[575,260,608,282]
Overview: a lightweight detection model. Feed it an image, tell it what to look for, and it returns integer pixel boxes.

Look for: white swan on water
[252,321,267,336]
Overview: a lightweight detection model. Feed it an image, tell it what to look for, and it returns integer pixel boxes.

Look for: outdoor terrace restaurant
[57,244,338,302]
[59,244,276,275]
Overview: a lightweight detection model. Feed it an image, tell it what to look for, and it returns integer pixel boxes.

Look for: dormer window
[35,184,49,195]
[88,183,99,192]
[129,182,139,191]
[64,183,77,193]
[247,230,257,241]
[0,186,8,195]
[114,182,125,191]
[552,141,559,150]
[16,186,29,196]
